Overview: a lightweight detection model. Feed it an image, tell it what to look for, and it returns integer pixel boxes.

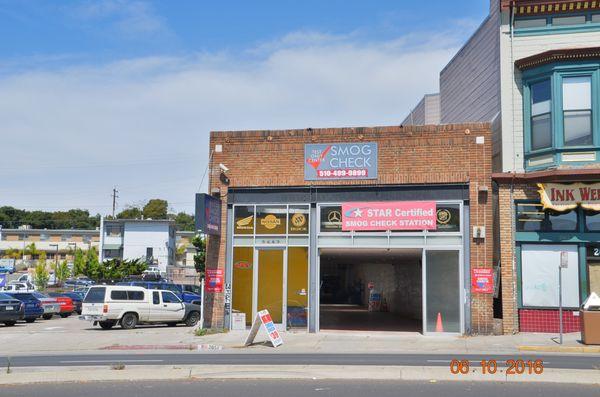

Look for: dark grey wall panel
[228,184,470,205]
[440,0,501,124]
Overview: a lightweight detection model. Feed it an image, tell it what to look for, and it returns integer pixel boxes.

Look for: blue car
[116,281,202,304]
[5,292,44,323]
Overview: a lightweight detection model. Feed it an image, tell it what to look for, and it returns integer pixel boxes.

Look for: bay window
[524,64,599,170]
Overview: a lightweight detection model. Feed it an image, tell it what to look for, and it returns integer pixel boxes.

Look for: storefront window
[256,206,287,235]
[232,247,253,325]
[521,244,580,308]
[234,206,254,235]
[547,209,578,231]
[516,203,578,232]
[288,205,309,235]
[435,204,460,232]
[585,210,600,231]
[320,205,342,233]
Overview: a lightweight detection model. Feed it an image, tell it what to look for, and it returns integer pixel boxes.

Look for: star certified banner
[341,201,437,231]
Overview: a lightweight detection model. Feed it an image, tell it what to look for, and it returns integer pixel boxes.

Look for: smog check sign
[342,201,437,231]
[304,142,377,180]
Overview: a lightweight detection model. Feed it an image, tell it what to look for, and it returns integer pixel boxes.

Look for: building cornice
[502,1,600,15]
[515,47,600,70]
[493,168,600,183]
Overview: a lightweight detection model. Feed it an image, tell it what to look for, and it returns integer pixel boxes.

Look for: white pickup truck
[80,285,201,330]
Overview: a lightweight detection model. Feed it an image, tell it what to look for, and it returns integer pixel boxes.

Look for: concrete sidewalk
[188,329,600,355]
[3,317,599,356]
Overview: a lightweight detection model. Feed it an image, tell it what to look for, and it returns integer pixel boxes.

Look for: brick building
[204,124,494,335]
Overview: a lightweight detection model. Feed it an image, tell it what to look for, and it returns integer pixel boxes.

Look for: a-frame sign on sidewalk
[244,309,283,348]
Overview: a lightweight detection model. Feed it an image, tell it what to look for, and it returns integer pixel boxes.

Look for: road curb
[0,365,598,385]
[519,345,600,354]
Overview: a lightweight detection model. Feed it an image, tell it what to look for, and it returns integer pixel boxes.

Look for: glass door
[255,248,285,326]
[423,250,462,334]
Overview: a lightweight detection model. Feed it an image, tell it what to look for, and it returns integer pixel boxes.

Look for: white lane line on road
[58,359,164,364]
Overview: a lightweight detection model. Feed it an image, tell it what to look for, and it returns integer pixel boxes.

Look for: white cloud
[0,30,464,215]
[68,0,169,38]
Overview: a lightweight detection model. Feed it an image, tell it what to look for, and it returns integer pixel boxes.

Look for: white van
[80,285,201,330]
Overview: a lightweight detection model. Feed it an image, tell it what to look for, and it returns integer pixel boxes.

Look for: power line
[197,150,214,193]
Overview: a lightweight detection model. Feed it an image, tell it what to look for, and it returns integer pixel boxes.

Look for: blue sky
[0,0,488,216]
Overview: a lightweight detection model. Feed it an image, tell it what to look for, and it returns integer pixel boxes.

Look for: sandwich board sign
[244,309,283,348]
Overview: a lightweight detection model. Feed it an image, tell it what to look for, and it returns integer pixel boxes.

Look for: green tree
[34,255,49,290]
[172,212,195,231]
[0,206,100,229]
[175,244,187,263]
[73,248,86,277]
[191,235,206,276]
[143,199,168,219]
[83,247,100,279]
[97,258,147,281]
[24,243,38,259]
[117,206,143,219]
[3,248,22,259]
[53,260,71,287]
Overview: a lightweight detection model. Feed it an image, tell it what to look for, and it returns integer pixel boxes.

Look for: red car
[53,296,75,318]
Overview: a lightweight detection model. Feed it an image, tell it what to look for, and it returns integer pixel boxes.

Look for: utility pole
[111,187,119,218]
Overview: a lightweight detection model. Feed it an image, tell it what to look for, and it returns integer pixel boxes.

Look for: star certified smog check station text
[341,201,437,231]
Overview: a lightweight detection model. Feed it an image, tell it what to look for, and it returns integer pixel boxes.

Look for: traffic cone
[435,312,444,332]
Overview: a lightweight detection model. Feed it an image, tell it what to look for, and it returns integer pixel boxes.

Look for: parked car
[142,266,166,278]
[80,285,201,330]
[0,259,16,274]
[28,292,61,319]
[0,266,14,274]
[4,292,44,323]
[180,284,202,296]
[49,292,84,315]
[0,292,25,326]
[116,281,202,304]
[15,274,36,290]
[64,277,94,288]
[2,282,34,292]
[47,293,75,318]
[16,273,55,286]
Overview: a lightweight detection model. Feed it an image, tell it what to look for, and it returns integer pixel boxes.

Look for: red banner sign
[205,269,224,293]
[471,268,494,294]
[341,201,437,231]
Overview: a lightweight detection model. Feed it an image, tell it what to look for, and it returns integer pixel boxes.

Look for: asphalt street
[1,353,599,369]
[0,379,599,397]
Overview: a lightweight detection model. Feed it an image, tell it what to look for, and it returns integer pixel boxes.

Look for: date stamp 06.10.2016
[450,359,544,375]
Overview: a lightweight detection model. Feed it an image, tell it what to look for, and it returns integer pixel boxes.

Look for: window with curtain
[563,76,593,147]
[530,79,552,151]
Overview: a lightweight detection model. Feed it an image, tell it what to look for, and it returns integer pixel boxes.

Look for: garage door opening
[319,248,423,332]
